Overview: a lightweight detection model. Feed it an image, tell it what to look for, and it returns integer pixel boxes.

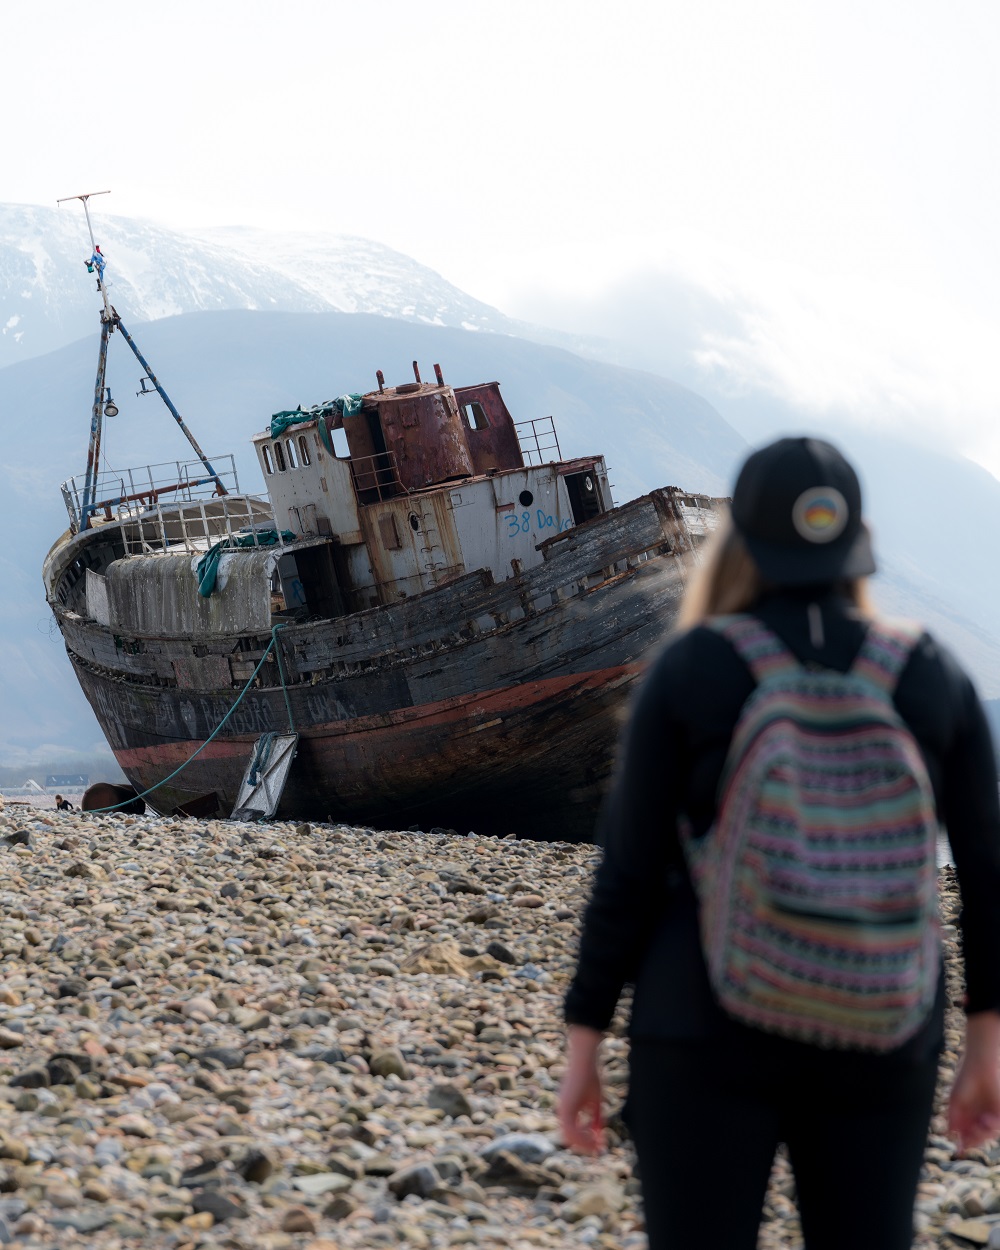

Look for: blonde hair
[676,512,873,630]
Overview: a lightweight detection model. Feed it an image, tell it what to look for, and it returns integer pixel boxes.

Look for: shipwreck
[43,196,722,839]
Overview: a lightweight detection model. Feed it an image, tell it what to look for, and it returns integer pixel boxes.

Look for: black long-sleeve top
[564,588,1000,1043]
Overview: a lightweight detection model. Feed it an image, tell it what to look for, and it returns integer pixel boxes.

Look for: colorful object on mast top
[85,246,106,281]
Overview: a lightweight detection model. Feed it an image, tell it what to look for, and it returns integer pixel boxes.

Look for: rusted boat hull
[49,484,711,840]
[75,662,638,840]
[45,236,722,841]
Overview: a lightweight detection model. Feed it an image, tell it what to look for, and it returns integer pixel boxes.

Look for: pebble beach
[0,803,989,1250]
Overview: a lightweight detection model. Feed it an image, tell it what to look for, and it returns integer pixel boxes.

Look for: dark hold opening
[564,471,604,525]
[295,543,346,617]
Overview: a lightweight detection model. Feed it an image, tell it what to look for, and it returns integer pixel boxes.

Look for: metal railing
[514,415,562,465]
[349,450,404,501]
[61,455,243,533]
[59,456,290,556]
[118,492,279,557]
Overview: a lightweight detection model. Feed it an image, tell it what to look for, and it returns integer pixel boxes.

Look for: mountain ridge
[0,202,606,372]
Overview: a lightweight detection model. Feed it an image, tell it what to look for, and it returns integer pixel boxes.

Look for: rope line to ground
[86,623,293,814]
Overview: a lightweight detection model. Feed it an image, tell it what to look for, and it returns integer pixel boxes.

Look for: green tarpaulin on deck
[270,394,363,440]
[196,529,296,598]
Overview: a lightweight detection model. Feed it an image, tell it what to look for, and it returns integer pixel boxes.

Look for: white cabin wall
[254,426,362,543]
[344,545,377,605]
[450,468,574,583]
[356,494,464,603]
[348,466,580,604]
[251,435,610,609]
[594,467,613,511]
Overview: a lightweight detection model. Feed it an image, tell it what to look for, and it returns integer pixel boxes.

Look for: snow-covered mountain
[0,203,560,371]
[193,225,522,332]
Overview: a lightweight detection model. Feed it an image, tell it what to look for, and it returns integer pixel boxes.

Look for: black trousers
[625,1029,941,1250]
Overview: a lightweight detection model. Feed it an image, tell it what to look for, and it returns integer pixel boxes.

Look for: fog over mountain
[512,260,1000,466]
[2,203,1000,770]
[516,264,1000,697]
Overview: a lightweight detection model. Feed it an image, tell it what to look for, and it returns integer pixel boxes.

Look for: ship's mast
[58,191,114,524]
[57,190,113,322]
[57,190,228,530]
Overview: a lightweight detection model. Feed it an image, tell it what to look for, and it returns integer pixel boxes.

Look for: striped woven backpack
[682,614,941,1051]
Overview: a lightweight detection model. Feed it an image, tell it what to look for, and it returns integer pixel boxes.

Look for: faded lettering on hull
[110,664,638,840]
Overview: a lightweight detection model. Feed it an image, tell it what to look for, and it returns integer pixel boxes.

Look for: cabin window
[379,514,402,550]
[332,428,351,459]
[299,436,311,466]
[519,490,534,507]
[286,438,299,469]
[262,445,274,474]
[274,441,287,471]
[462,401,490,430]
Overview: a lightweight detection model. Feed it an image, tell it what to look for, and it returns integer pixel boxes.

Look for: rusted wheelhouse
[248,361,614,620]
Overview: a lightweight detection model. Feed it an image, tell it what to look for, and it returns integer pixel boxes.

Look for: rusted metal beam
[91,475,228,518]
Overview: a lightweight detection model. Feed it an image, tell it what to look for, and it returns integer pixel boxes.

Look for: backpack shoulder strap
[850,617,924,695]
[705,613,800,684]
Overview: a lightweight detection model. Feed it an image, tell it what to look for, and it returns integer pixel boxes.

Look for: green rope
[248,732,277,787]
[271,622,296,732]
[87,623,292,814]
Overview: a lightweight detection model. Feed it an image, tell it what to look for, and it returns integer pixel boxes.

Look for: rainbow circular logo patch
[792,487,849,544]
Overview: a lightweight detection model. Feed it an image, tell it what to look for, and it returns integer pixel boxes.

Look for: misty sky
[10,0,1000,471]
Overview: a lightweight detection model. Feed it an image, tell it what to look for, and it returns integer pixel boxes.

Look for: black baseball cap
[730,437,876,585]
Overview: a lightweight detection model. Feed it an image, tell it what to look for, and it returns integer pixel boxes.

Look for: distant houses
[0,776,88,804]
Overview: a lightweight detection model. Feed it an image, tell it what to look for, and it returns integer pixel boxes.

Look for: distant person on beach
[559,437,1000,1250]
[54,795,73,811]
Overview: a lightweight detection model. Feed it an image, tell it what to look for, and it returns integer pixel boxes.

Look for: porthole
[518,490,534,507]
[409,513,421,532]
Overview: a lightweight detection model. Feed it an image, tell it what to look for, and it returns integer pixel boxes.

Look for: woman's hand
[949,1010,1000,1154]
[558,1024,606,1155]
